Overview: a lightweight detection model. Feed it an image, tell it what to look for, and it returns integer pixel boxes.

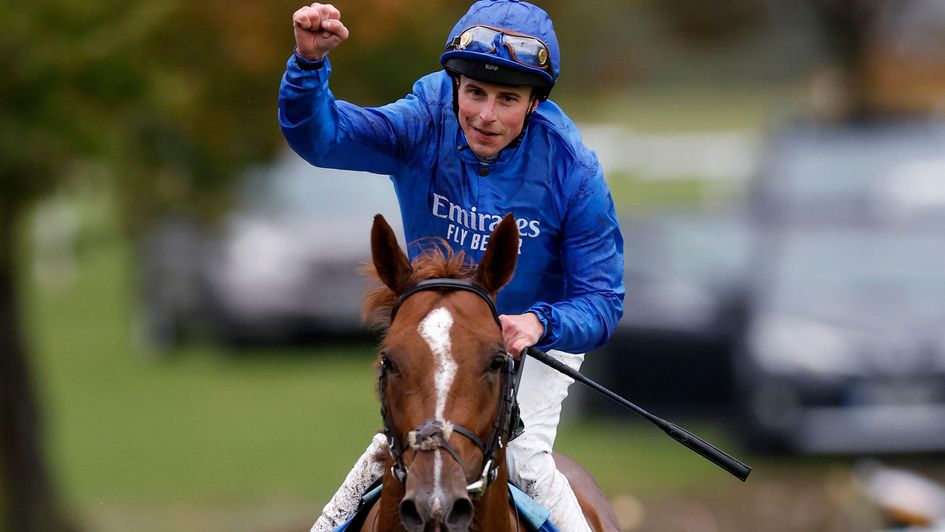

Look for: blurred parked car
[587,211,755,415]
[749,118,945,227]
[733,227,945,453]
[137,152,402,350]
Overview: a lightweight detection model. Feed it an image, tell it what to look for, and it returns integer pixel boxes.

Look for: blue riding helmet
[440,0,560,95]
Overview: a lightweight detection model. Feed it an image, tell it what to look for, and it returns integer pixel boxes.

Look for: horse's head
[367,213,520,532]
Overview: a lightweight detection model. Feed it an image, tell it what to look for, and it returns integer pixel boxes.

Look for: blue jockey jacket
[278,56,624,354]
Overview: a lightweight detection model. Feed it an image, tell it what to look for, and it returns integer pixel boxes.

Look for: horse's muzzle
[399,452,475,532]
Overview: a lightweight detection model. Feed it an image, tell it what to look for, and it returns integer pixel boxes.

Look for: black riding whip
[526,347,751,482]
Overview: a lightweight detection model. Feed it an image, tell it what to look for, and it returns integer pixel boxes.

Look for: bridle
[379,278,521,499]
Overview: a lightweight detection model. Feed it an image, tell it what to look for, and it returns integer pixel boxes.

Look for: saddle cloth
[333,482,558,531]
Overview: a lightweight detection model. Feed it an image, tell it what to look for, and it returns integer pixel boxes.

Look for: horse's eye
[490,354,507,372]
[380,354,398,374]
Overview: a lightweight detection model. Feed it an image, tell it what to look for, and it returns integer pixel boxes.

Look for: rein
[379,278,520,499]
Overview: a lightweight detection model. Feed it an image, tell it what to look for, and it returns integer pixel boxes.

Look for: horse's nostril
[399,498,425,532]
[445,497,474,531]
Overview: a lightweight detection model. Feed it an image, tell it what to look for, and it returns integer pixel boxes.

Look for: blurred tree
[546,1,647,90]
[652,0,768,43]
[2,0,93,528]
[863,0,945,114]
[788,0,945,118]
[802,0,890,118]
[304,0,457,104]
[648,0,945,117]
[0,0,462,527]
[0,0,294,529]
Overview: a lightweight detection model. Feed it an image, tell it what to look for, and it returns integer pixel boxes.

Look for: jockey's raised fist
[293,3,349,61]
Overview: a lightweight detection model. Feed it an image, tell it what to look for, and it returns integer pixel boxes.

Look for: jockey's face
[456,76,537,159]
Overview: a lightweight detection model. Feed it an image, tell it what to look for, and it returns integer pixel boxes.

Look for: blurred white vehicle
[137,152,402,350]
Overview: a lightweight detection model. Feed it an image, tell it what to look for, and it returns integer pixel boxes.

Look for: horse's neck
[370,469,405,532]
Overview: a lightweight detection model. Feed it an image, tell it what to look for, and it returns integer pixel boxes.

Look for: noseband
[379,278,521,499]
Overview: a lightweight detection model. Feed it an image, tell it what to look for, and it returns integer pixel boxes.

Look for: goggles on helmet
[446,25,552,72]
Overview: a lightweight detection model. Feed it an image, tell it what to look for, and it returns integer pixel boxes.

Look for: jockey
[279,1,624,530]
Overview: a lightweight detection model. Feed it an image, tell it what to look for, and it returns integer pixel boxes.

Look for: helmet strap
[451,74,461,117]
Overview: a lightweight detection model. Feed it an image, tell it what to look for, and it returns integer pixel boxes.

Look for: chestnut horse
[358,213,620,531]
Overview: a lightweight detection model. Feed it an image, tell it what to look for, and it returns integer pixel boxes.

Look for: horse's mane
[362,238,475,328]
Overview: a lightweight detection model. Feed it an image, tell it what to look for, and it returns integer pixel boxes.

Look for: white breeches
[506,349,592,532]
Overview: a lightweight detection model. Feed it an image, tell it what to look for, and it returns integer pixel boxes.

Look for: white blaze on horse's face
[417,306,456,420]
[418,306,457,504]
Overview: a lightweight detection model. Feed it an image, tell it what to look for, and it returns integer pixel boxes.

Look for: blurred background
[4,0,945,530]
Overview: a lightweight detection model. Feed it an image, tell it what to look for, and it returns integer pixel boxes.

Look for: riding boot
[509,438,593,532]
[311,432,388,532]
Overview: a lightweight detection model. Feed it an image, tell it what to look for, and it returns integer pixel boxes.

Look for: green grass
[557,418,736,496]
[25,227,380,526]
[23,187,374,507]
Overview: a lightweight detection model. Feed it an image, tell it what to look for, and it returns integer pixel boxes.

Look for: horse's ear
[371,214,413,294]
[474,214,519,294]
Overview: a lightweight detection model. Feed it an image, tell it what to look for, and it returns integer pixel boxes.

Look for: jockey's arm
[526,165,625,354]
